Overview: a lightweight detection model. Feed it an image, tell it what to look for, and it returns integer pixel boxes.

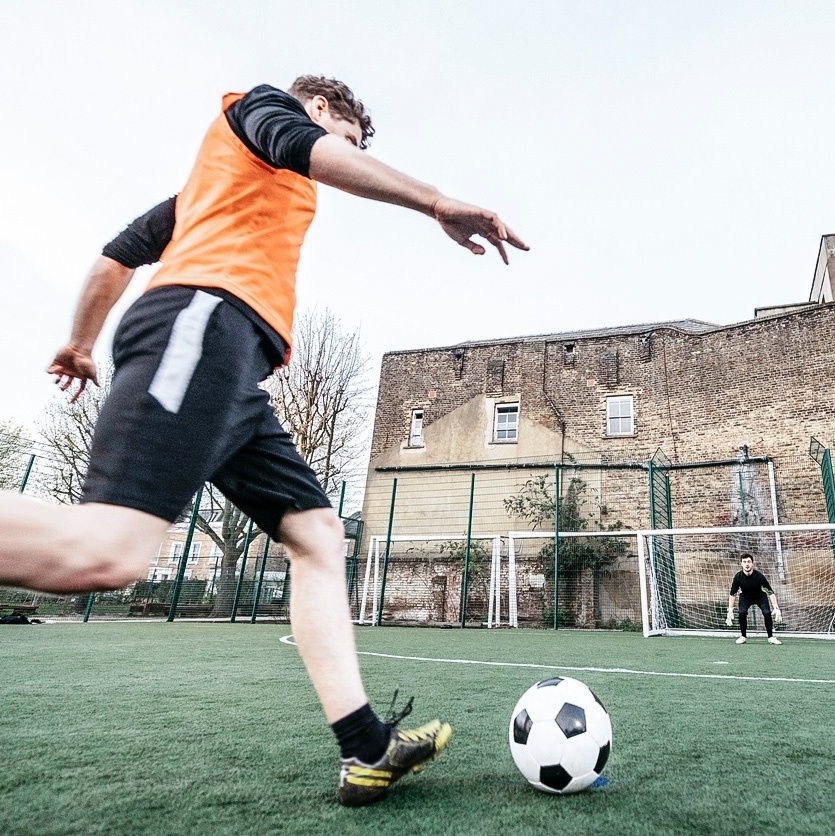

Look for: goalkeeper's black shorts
[738,592,770,617]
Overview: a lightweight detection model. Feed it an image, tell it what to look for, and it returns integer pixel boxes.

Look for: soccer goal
[638,522,835,639]
[357,534,502,626]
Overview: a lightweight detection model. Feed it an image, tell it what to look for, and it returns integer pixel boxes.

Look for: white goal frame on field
[636,522,835,639]
[357,534,502,626]
[509,522,835,638]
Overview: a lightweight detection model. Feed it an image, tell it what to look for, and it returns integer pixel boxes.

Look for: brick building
[358,237,835,628]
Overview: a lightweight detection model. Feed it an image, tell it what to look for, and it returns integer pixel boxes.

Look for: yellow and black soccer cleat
[338,718,452,807]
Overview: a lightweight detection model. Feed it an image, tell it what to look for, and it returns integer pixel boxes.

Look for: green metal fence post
[250,535,271,623]
[17,454,35,493]
[553,465,561,631]
[459,473,476,629]
[377,478,397,626]
[82,593,95,622]
[337,481,347,517]
[167,485,203,622]
[231,518,255,622]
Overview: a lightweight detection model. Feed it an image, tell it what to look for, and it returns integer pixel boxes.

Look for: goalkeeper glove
[773,607,782,624]
[725,610,734,627]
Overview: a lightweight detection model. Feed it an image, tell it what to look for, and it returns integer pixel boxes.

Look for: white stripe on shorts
[148,290,222,414]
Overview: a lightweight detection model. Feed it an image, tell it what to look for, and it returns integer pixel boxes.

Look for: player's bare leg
[279,506,451,806]
[279,507,368,721]
[0,493,169,593]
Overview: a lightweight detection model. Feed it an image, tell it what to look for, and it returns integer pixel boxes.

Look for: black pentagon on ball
[555,702,586,738]
[513,708,533,744]
[540,763,573,791]
[594,741,611,774]
[536,677,564,689]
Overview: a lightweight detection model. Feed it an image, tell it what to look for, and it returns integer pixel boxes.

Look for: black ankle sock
[332,703,391,763]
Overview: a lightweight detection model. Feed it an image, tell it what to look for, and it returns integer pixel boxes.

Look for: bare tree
[263,309,371,499]
[0,421,31,491]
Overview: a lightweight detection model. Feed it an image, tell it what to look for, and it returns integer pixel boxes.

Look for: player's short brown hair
[288,75,375,149]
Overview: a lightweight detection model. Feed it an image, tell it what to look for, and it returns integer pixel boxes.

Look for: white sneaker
[768,636,782,645]
[735,636,747,644]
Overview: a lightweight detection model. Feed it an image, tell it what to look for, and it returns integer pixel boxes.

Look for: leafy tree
[504,473,627,627]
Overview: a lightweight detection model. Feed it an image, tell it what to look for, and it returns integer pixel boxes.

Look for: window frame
[493,402,519,443]
[606,395,635,437]
[408,408,424,447]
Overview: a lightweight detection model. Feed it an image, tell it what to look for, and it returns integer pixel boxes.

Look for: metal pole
[376,478,398,626]
[231,518,255,622]
[553,466,560,630]
[250,535,271,623]
[459,473,476,629]
[337,480,347,517]
[17,454,36,493]
[82,593,95,622]
[167,485,203,622]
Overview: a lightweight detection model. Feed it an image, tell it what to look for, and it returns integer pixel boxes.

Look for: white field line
[278,635,835,685]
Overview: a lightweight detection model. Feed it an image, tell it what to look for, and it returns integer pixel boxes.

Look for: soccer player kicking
[0,76,528,806]
[726,553,783,645]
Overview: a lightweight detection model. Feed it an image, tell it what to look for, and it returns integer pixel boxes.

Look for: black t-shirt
[729,569,774,600]
[100,85,329,364]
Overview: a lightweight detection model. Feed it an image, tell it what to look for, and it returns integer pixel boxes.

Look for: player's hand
[47,345,99,403]
[431,196,529,264]
[725,611,734,627]
[773,607,783,624]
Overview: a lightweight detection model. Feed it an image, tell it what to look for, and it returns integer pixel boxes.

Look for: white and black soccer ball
[508,676,612,794]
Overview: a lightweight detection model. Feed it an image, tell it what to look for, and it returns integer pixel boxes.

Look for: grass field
[2,623,834,836]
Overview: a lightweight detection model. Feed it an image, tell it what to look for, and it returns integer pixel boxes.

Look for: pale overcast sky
[1,0,833,430]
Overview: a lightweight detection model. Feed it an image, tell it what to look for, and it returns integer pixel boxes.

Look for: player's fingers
[504,225,530,251]
[462,239,485,256]
[493,239,509,265]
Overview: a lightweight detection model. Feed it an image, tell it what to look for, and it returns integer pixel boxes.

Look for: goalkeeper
[726,553,782,645]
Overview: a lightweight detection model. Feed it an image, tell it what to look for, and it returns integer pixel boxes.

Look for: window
[168,542,183,564]
[409,409,424,446]
[187,542,201,564]
[493,403,519,442]
[606,396,634,436]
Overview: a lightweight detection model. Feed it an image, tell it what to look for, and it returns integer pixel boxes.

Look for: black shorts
[80,286,331,534]
[738,592,770,617]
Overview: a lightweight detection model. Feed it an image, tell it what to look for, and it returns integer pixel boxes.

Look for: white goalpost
[637,522,835,639]
[357,534,501,626]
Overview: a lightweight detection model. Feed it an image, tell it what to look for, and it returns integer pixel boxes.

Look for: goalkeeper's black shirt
[729,569,774,601]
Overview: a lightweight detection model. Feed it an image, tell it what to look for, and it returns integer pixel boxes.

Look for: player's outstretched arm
[308,134,528,264]
[48,256,135,402]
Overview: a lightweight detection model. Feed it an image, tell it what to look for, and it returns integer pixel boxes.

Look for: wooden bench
[0,603,39,615]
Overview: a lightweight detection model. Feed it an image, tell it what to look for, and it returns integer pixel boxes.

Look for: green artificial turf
[1,623,833,835]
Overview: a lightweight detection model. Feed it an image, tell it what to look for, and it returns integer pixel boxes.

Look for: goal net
[640,523,835,638]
